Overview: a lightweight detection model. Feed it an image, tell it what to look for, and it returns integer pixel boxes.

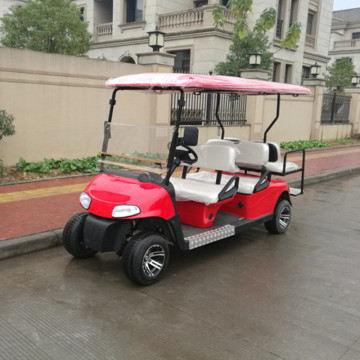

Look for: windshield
[99,122,173,175]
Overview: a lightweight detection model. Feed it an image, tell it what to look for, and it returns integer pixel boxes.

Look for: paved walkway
[0,145,359,257]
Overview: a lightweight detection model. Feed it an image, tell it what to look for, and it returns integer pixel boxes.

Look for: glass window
[285,64,293,84]
[168,50,191,73]
[352,32,360,39]
[126,0,143,23]
[306,12,314,35]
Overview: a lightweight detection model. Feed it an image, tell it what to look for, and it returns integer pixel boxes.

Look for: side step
[185,224,235,250]
[289,187,302,196]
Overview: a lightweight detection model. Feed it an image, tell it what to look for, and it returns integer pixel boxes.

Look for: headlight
[80,192,91,210]
[112,205,140,218]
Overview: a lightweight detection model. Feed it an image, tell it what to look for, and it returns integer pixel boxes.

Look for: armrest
[218,176,239,201]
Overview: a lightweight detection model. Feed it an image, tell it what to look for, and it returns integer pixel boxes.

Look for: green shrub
[280,140,331,150]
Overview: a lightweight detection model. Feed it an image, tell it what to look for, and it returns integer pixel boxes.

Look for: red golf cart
[63,73,310,285]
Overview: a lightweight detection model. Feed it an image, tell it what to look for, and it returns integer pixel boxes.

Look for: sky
[333,0,360,11]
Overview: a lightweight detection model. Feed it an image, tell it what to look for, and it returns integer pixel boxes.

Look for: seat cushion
[187,171,259,195]
[265,161,299,174]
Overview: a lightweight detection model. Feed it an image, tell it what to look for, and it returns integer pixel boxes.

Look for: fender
[83,173,176,220]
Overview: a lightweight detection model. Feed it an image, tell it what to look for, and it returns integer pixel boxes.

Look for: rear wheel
[265,199,292,234]
[63,212,97,258]
[122,231,169,286]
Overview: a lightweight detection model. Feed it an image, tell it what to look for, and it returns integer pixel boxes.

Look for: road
[1,174,360,360]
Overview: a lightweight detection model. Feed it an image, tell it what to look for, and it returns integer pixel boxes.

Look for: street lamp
[249,50,262,69]
[147,27,165,52]
[351,73,360,86]
[310,62,321,78]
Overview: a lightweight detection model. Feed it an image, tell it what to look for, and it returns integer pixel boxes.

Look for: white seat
[171,144,239,204]
[188,171,261,195]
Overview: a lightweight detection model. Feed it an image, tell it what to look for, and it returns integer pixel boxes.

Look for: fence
[321,92,351,123]
[170,92,247,126]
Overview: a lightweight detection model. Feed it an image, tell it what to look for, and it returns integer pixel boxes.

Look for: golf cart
[63,73,310,285]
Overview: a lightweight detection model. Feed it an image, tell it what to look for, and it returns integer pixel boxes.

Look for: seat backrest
[235,141,269,166]
[267,142,280,162]
[188,144,239,173]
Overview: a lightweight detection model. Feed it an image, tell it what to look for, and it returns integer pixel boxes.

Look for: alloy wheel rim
[279,206,291,229]
[142,244,166,277]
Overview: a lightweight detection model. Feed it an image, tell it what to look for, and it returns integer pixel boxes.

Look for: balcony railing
[159,6,236,32]
[333,39,360,50]
[159,8,204,29]
[97,22,113,37]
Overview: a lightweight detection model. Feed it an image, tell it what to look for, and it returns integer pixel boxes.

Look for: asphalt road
[1,174,360,360]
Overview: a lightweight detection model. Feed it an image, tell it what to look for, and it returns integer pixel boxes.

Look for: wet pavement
[1,174,360,360]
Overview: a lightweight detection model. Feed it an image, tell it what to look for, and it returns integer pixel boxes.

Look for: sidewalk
[1,145,360,259]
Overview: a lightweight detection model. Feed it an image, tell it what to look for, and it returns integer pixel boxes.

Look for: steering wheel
[175,145,198,165]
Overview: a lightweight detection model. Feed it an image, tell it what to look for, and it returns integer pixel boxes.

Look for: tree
[215,31,273,76]
[213,0,301,76]
[0,109,15,176]
[324,58,355,93]
[1,0,92,56]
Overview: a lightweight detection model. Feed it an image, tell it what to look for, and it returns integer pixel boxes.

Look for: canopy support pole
[263,93,280,143]
[215,93,225,139]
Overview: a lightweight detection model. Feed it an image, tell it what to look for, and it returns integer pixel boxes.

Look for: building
[329,8,360,73]
[1,0,334,84]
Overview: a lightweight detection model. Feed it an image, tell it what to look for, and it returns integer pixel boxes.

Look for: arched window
[120,56,136,64]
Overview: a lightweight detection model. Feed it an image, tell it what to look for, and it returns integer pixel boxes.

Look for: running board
[289,187,302,196]
[185,224,236,250]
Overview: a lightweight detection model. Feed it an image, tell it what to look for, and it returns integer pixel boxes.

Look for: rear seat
[206,138,300,175]
[170,144,239,205]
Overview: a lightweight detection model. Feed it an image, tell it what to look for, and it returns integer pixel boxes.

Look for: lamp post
[351,73,360,87]
[147,27,165,52]
[310,62,321,78]
[249,50,262,69]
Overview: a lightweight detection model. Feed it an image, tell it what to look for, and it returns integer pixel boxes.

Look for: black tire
[265,199,292,234]
[63,212,97,258]
[122,231,169,286]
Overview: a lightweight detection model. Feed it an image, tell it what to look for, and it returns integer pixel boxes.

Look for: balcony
[159,6,236,33]
[96,22,113,38]
[333,39,360,51]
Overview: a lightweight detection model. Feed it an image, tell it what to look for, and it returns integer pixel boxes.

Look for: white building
[1,0,334,84]
[329,8,360,72]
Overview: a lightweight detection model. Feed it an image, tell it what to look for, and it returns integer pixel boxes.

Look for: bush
[280,140,331,150]
[0,110,15,140]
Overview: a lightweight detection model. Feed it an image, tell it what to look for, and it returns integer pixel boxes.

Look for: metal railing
[171,92,247,126]
[321,92,351,123]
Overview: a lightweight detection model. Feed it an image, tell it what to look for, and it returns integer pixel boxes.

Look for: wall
[0,48,170,166]
[1,48,360,167]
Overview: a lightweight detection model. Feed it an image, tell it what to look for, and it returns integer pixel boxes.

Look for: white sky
[333,0,360,11]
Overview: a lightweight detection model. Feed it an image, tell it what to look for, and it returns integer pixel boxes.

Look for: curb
[0,229,63,260]
[1,166,360,261]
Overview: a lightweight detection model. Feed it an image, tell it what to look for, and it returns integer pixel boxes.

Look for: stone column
[303,78,325,140]
[345,87,360,136]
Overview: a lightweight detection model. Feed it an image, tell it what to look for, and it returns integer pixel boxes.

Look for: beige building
[329,8,360,72]
[70,0,334,84]
[0,0,334,84]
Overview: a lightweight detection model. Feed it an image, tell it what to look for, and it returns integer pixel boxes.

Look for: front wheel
[265,199,292,234]
[63,212,97,258]
[122,231,169,286]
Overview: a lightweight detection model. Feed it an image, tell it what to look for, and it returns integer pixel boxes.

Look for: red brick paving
[0,147,359,242]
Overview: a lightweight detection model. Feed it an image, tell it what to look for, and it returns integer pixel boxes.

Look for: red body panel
[176,197,233,228]
[83,174,175,220]
[221,180,290,219]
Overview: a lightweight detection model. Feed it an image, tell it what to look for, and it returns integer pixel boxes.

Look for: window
[306,12,314,35]
[276,0,284,39]
[285,64,293,84]
[79,6,85,21]
[194,0,208,7]
[352,32,360,39]
[126,0,143,23]
[273,62,281,82]
[168,50,191,73]
[302,66,310,80]
[289,0,298,27]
